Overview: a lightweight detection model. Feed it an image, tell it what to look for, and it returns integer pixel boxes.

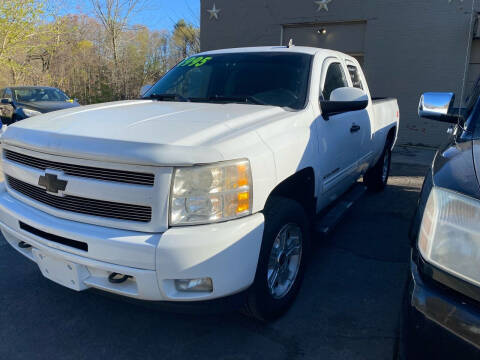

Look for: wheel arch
[387,126,397,150]
[264,167,316,219]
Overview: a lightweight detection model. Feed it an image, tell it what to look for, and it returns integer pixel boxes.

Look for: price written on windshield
[178,56,213,67]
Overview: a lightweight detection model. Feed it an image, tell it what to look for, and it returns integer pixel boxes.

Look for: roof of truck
[198,46,349,58]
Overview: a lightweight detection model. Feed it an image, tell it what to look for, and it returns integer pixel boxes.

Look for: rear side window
[322,62,348,100]
[347,64,364,90]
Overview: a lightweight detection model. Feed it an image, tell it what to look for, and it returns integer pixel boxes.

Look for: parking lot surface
[0,148,434,360]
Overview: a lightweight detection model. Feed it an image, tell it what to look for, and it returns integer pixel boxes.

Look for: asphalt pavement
[0,146,435,360]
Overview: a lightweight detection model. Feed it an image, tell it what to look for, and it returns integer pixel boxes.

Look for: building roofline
[197,46,348,57]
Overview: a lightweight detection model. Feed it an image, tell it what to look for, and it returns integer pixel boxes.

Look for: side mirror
[418,92,460,124]
[140,84,152,97]
[1,98,11,104]
[320,87,369,120]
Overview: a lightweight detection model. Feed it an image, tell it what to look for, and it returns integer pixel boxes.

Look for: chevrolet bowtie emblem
[38,173,67,194]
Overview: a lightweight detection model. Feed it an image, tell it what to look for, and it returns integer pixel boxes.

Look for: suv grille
[7,176,152,223]
[4,150,154,186]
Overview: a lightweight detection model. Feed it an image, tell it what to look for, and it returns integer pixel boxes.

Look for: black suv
[400,81,480,358]
[0,86,80,125]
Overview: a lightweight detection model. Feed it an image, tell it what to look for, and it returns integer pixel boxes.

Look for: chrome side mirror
[418,92,458,123]
[140,84,153,97]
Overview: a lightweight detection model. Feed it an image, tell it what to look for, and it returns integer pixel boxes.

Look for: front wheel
[364,142,392,192]
[242,196,310,321]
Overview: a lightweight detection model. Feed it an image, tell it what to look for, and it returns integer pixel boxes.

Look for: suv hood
[473,140,480,197]
[433,139,480,200]
[3,100,287,166]
[18,101,80,113]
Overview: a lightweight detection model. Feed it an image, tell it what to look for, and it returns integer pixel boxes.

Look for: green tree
[0,0,46,82]
[172,19,199,59]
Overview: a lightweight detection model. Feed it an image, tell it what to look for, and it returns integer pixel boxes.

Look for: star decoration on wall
[207,3,221,20]
[315,0,333,11]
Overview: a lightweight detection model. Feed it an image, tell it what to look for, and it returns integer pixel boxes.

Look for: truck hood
[2,100,287,166]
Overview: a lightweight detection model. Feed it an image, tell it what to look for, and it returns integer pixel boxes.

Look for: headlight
[170,159,252,226]
[22,108,41,117]
[419,187,480,286]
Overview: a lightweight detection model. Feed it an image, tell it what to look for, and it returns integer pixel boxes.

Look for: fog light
[175,278,213,292]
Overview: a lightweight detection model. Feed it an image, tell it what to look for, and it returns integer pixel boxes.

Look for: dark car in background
[400,81,480,358]
[0,86,80,125]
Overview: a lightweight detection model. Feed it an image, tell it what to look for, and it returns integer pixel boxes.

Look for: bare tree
[0,3,199,105]
[89,0,144,97]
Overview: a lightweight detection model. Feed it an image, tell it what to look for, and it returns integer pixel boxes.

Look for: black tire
[242,196,310,321]
[364,141,392,192]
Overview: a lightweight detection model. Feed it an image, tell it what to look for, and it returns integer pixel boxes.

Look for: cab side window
[322,62,348,100]
[347,64,364,90]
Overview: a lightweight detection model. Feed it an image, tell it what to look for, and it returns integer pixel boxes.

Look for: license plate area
[32,249,89,291]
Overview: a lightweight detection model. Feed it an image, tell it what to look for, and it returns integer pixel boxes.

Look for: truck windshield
[143,52,312,110]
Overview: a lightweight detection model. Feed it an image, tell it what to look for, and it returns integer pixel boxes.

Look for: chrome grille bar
[7,176,152,223]
[4,150,155,186]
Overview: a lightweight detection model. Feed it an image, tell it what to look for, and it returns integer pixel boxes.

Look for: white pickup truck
[0,46,398,320]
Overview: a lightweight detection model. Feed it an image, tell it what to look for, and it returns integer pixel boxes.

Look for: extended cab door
[345,60,374,174]
[315,57,362,204]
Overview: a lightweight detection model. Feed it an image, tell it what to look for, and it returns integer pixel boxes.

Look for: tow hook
[18,241,31,249]
[108,272,131,284]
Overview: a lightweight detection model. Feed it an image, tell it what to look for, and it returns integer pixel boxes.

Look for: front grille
[4,150,154,186]
[7,176,152,223]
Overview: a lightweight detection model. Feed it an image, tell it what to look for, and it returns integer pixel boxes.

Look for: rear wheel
[242,196,310,321]
[364,141,392,192]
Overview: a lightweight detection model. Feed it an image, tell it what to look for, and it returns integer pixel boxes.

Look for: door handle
[350,124,361,133]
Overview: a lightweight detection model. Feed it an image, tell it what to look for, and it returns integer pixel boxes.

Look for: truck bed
[372,97,396,103]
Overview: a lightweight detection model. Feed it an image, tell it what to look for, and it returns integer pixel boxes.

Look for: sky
[58,0,200,31]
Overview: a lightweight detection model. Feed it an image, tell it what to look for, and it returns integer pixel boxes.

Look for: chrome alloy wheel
[267,223,303,299]
[382,150,391,183]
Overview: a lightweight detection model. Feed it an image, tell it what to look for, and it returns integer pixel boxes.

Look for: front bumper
[0,186,264,302]
[402,258,480,358]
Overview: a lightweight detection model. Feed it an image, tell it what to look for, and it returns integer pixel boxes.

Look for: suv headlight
[169,159,252,226]
[419,187,480,286]
[22,108,41,117]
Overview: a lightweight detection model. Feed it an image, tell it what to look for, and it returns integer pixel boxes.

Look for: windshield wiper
[144,93,189,102]
[190,95,266,105]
